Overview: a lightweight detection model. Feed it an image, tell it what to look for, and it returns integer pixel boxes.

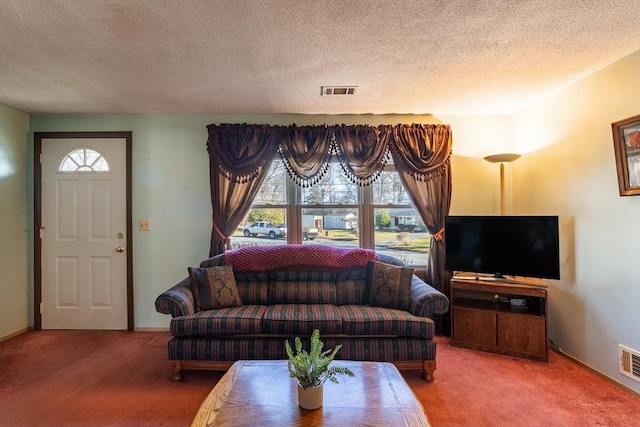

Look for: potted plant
[285,329,355,410]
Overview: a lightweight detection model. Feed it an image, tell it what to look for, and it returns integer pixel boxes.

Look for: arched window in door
[58,147,110,172]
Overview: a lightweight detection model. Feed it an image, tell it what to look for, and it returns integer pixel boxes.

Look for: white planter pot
[297,384,323,410]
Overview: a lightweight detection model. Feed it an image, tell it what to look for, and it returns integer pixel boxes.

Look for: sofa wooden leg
[422,360,436,382]
[170,361,182,381]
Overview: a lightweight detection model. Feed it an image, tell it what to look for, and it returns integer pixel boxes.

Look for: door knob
[115,246,125,253]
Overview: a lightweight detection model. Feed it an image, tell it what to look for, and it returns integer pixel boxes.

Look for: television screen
[445,215,560,280]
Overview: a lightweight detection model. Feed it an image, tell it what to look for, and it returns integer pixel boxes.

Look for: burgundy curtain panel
[207,124,278,256]
[390,124,453,333]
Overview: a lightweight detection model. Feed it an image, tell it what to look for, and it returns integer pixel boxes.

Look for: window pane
[58,147,109,172]
[301,163,358,205]
[374,208,429,266]
[60,158,79,171]
[302,208,359,248]
[85,149,100,166]
[92,157,108,171]
[253,160,286,205]
[372,171,411,204]
[233,208,287,249]
[301,212,323,243]
[69,150,85,165]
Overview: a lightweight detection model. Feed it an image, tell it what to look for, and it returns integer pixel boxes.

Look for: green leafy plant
[285,329,355,389]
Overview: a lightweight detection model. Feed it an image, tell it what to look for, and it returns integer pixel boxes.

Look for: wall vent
[321,86,357,96]
[618,344,640,383]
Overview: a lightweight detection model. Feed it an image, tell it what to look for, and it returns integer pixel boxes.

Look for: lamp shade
[483,153,521,163]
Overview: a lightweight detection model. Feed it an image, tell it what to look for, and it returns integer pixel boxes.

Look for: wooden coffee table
[191,360,431,427]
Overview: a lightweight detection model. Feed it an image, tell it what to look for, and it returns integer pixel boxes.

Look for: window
[371,169,428,266]
[300,162,360,249]
[234,160,288,248]
[59,147,109,172]
[237,158,428,267]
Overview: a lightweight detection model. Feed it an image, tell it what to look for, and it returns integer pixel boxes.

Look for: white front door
[41,137,127,329]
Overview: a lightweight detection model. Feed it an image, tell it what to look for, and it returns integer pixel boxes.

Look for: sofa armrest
[154,278,196,318]
[409,275,449,318]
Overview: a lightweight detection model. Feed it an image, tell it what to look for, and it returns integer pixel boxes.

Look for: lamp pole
[483,154,521,215]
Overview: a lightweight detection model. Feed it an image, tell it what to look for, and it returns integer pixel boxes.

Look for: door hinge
[40,303,43,314]
[40,152,43,164]
[39,227,45,239]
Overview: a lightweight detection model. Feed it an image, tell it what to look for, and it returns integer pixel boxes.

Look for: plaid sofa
[155,246,449,381]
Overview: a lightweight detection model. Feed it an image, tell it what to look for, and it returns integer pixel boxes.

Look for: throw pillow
[188,265,242,311]
[364,260,413,311]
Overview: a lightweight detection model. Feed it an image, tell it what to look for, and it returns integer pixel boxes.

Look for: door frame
[34,132,133,331]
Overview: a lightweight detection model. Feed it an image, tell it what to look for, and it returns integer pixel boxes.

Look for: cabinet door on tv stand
[452,307,496,347]
[497,313,547,359]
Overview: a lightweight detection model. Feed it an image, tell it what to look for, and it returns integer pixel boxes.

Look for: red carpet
[0,331,221,426]
[408,338,640,426]
[1,331,638,426]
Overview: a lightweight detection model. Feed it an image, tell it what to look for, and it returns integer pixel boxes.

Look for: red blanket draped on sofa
[223,245,378,273]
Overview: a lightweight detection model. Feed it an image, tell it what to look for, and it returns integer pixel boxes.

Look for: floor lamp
[483,153,521,215]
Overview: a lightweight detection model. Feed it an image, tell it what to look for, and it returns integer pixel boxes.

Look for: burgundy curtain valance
[278,125,333,187]
[206,123,451,186]
[206,123,279,183]
[333,124,392,186]
[390,124,453,181]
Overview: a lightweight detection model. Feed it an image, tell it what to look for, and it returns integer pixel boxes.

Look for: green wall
[0,104,29,338]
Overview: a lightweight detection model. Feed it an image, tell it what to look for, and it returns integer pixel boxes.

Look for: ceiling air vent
[321,86,357,96]
[619,344,640,383]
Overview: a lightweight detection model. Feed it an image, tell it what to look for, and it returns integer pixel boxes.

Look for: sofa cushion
[336,267,368,280]
[337,305,434,339]
[334,268,367,305]
[234,272,270,305]
[268,271,337,304]
[262,304,343,335]
[170,305,267,337]
[334,279,366,305]
[364,260,413,311]
[188,265,243,311]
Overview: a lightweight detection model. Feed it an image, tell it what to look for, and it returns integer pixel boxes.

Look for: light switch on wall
[138,219,150,231]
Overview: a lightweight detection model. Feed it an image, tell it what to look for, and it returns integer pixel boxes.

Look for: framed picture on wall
[611,114,640,196]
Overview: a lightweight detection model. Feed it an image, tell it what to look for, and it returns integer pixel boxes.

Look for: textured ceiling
[1,0,639,115]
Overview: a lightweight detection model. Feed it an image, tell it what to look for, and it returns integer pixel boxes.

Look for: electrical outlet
[138,219,150,231]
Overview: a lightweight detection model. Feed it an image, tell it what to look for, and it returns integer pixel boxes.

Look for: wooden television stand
[450,273,548,362]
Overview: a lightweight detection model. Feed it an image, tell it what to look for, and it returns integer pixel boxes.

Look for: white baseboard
[552,347,640,398]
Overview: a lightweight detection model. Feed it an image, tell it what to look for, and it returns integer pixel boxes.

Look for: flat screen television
[445,215,560,280]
